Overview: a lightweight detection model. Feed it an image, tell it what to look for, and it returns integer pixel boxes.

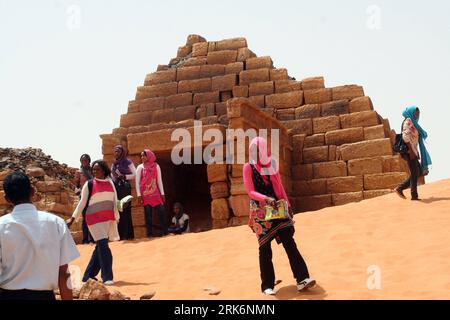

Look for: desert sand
[71,179,450,300]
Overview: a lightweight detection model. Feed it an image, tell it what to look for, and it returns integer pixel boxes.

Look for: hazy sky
[1,0,449,182]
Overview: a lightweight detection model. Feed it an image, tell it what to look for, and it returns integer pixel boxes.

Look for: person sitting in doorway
[168,203,190,235]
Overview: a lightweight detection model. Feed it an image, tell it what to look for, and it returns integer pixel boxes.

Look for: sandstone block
[340,111,380,129]
[216,37,247,51]
[212,219,229,229]
[275,80,302,93]
[183,57,207,66]
[174,105,196,122]
[225,62,244,75]
[230,177,247,196]
[301,77,325,90]
[139,97,165,112]
[207,50,237,65]
[304,134,325,148]
[207,164,228,183]
[210,182,230,199]
[229,195,250,217]
[382,155,402,173]
[178,78,212,93]
[144,69,176,86]
[349,96,373,113]
[200,64,226,78]
[282,119,313,136]
[321,100,349,117]
[248,95,265,108]
[304,88,332,104]
[332,192,363,206]
[186,34,206,46]
[164,92,193,108]
[313,161,348,179]
[151,109,174,123]
[177,45,192,58]
[215,102,228,116]
[363,189,393,199]
[276,108,295,121]
[211,198,230,220]
[332,85,364,100]
[120,112,151,127]
[295,104,321,119]
[327,176,363,193]
[338,138,392,161]
[364,125,385,140]
[265,91,303,109]
[293,179,327,196]
[295,194,332,212]
[239,68,270,85]
[176,66,201,81]
[136,82,178,99]
[364,173,408,190]
[312,116,340,134]
[324,127,364,146]
[347,157,383,175]
[303,146,329,164]
[237,47,256,62]
[212,74,237,91]
[292,134,306,164]
[270,68,288,81]
[292,164,313,180]
[228,216,249,227]
[192,42,209,57]
[232,85,248,98]
[246,56,273,70]
[249,81,274,96]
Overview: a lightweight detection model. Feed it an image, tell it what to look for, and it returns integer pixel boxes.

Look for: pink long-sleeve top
[243,163,291,207]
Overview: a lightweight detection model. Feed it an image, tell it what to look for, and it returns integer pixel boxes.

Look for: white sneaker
[103,280,114,286]
[297,278,316,291]
[263,288,276,296]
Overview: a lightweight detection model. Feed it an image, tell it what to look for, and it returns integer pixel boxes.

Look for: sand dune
[71,179,450,300]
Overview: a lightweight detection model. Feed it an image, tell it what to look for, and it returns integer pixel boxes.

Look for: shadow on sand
[420,197,450,204]
[275,284,327,300]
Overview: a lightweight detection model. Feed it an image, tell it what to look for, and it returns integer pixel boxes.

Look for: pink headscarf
[140,149,157,187]
[249,137,279,176]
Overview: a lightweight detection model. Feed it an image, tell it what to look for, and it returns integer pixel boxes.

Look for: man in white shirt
[0,172,80,300]
[168,202,190,235]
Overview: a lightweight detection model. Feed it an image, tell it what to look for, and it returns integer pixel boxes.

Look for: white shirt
[135,163,165,197]
[0,204,80,291]
[172,213,190,233]
[112,163,136,181]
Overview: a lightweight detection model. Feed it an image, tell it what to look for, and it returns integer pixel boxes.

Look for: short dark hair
[91,160,111,177]
[80,154,91,163]
[3,171,32,204]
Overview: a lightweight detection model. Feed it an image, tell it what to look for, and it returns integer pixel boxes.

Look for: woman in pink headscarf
[243,137,315,295]
[135,149,168,237]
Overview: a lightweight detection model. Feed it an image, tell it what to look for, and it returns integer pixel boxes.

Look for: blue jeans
[82,238,113,282]
[144,204,168,237]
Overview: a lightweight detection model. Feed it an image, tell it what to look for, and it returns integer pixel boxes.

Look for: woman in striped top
[67,160,120,285]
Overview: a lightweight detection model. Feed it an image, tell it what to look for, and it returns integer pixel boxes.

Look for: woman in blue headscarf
[395,106,432,200]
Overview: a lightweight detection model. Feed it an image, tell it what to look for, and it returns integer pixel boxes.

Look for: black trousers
[144,204,168,237]
[259,226,310,291]
[115,180,135,240]
[0,289,56,300]
[398,156,421,199]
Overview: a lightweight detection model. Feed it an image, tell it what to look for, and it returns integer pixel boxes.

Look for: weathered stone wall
[101,35,410,237]
[0,148,81,240]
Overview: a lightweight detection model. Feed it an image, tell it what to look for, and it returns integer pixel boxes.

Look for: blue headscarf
[402,106,432,171]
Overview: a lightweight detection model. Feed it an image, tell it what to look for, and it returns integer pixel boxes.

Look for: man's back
[0,204,80,291]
